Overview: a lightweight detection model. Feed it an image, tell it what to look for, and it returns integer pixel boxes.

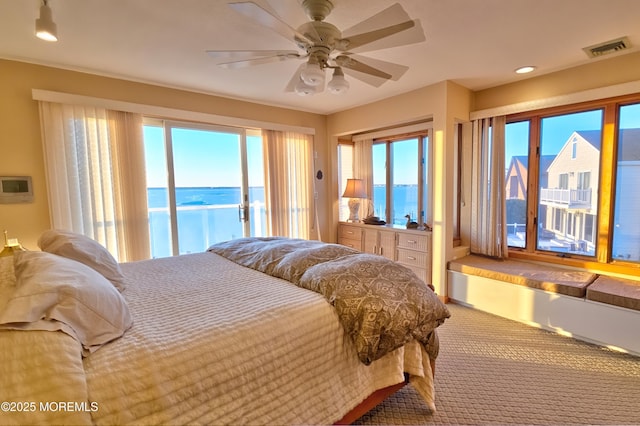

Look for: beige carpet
[356,303,640,425]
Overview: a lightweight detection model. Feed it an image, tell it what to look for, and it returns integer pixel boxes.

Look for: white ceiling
[2,0,639,115]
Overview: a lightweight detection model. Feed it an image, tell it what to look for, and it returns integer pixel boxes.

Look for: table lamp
[342,178,367,222]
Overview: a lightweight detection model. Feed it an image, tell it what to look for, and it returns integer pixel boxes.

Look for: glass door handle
[238,204,249,223]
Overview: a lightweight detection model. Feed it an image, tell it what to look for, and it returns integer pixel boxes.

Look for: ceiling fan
[207,0,426,96]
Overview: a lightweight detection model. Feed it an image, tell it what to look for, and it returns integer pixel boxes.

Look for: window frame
[373,129,432,227]
[506,93,640,276]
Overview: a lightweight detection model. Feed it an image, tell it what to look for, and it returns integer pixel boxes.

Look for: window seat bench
[447,255,640,356]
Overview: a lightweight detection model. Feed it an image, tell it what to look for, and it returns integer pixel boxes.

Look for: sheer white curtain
[38,102,150,261]
[262,130,314,239]
[354,138,374,218]
[470,116,508,258]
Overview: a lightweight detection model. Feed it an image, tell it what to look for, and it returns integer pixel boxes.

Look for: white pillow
[0,251,133,355]
[38,229,126,292]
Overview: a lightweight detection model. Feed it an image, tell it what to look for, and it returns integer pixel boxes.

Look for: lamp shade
[328,67,349,95]
[342,178,367,198]
[300,61,325,86]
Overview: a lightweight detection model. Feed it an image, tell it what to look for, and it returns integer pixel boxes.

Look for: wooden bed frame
[335,358,436,424]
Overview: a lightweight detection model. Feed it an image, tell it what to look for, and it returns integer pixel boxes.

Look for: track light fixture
[36,0,58,42]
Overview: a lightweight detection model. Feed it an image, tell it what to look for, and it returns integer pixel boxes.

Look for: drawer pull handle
[407,239,417,244]
[347,231,353,234]
[407,256,416,260]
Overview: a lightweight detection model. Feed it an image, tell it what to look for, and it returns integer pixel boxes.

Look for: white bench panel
[448,270,640,356]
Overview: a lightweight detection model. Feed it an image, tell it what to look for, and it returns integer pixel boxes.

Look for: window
[505,120,530,248]
[373,132,430,226]
[612,103,640,262]
[506,94,640,270]
[339,127,432,228]
[143,119,265,258]
[372,142,387,219]
[558,173,569,189]
[337,142,354,221]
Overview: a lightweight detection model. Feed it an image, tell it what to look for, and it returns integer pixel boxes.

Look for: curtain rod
[352,120,433,142]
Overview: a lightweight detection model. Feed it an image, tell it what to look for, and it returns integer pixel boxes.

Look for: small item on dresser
[404,214,419,229]
[0,230,26,257]
[363,216,386,225]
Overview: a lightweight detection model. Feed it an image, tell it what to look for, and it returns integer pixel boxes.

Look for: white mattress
[0,252,434,425]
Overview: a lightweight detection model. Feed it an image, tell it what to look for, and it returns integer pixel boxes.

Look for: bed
[0,231,450,425]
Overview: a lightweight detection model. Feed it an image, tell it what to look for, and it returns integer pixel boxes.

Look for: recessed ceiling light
[515,66,536,74]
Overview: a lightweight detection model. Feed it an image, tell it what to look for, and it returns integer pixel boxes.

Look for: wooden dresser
[337,222,432,284]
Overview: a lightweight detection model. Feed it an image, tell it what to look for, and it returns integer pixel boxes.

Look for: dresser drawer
[396,247,428,268]
[396,233,429,251]
[339,237,362,250]
[339,224,362,240]
[404,264,428,283]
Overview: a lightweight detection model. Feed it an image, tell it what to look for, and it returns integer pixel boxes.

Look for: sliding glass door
[144,120,265,257]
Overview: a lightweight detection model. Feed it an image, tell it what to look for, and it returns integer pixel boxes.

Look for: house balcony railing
[539,188,592,209]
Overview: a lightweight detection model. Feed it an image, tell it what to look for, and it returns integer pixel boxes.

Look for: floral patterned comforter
[209,237,450,365]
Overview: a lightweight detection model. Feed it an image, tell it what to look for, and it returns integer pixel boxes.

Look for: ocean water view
[148,185,420,258]
[147,187,267,258]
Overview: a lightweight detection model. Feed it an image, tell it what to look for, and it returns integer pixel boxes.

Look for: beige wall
[474,51,640,111]
[0,59,328,250]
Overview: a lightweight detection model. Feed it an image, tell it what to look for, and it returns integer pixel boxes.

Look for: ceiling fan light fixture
[294,78,317,96]
[327,67,349,95]
[300,62,325,86]
[35,0,58,42]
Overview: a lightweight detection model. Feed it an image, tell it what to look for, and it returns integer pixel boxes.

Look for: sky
[143,125,263,188]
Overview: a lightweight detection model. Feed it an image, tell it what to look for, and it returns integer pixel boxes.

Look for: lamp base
[347,198,361,222]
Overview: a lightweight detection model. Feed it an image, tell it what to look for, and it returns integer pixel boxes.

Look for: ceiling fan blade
[340,20,414,51]
[207,50,300,59]
[210,50,303,69]
[337,54,409,81]
[341,68,387,88]
[348,20,426,54]
[340,3,426,53]
[335,55,392,80]
[229,2,314,46]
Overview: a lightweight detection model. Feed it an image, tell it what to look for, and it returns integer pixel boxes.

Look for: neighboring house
[505,155,554,246]
[505,155,528,201]
[505,155,554,201]
[540,130,601,253]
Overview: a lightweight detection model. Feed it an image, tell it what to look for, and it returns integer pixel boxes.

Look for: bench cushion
[448,255,597,297]
[587,276,640,311]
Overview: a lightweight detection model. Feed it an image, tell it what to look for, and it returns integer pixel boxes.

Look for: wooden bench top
[587,275,640,311]
[448,255,597,298]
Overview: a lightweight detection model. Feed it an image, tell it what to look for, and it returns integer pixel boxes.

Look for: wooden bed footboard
[335,357,436,425]
[334,376,409,425]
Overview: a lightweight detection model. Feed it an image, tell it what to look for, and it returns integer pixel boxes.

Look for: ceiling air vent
[583,36,631,58]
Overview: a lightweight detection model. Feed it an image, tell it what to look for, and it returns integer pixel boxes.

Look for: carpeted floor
[356,303,640,425]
